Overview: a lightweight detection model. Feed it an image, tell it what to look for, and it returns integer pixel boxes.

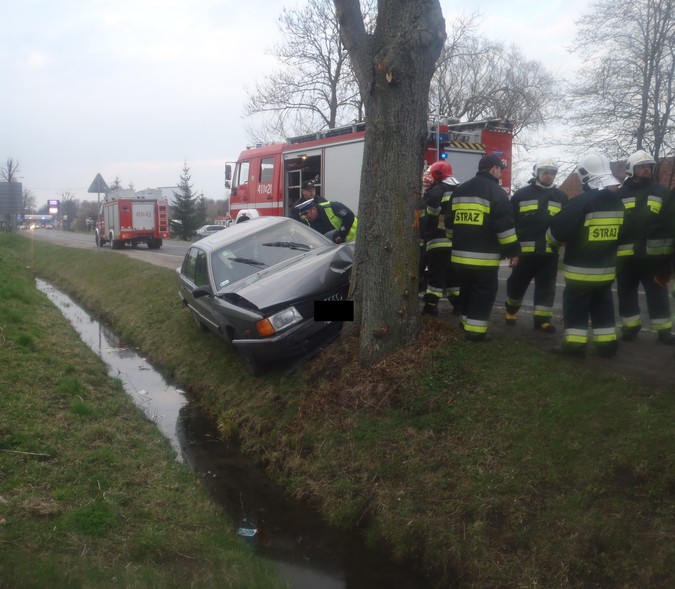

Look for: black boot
[657,331,675,345]
[421,303,439,316]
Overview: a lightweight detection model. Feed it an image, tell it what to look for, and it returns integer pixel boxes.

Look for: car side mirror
[192,285,213,298]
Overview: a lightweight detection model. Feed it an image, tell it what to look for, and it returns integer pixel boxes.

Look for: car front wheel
[237,349,265,377]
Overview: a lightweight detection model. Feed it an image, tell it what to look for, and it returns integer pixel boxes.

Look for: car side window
[181,248,198,283]
[194,250,209,286]
[182,247,209,286]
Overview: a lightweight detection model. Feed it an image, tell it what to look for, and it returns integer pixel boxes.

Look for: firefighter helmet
[533,158,559,187]
[575,153,620,190]
[625,149,656,177]
[533,158,559,177]
[428,161,454,181]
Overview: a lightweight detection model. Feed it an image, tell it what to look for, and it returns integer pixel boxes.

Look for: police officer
[547,153,624,358]
[289,180,326,221]
[294,198,357,243]
[615,150,674,344]
[446,154,520,341]
[421,161,459,316]
[505,158,568,333]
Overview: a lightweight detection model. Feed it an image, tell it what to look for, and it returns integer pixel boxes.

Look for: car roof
[192,216,306,252]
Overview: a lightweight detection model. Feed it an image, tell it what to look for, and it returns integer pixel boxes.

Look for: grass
[5,233,675,588]
[0,235,284,588]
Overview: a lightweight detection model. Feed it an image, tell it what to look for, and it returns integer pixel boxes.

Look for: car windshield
[211,220,331,291]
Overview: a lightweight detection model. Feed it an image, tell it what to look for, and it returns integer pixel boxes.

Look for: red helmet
[428,161,454,181]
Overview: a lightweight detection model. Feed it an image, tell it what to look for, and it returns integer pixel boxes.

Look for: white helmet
[533,157,559,177]
[533,158,559,187]
[625,149,656,177]
[576,153,620,190]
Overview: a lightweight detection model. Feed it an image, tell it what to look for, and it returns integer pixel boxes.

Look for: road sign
[88,173,108,194]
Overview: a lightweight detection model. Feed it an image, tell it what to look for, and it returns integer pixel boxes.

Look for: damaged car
[177,216,353,375]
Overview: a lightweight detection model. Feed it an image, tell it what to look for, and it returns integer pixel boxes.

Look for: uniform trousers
[562,282,618,357]
[505,254,558,327]
[423,229,459,308]
[616,256,672,336]
[456,265,499,339]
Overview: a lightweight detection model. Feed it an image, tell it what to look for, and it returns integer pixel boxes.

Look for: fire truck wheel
[110,234,122,249]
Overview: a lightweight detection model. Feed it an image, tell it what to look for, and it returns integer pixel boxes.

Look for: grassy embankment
[0,235,284,588]
[5,233,675,588]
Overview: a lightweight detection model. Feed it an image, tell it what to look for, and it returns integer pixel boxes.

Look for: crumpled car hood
[224,243,353,312]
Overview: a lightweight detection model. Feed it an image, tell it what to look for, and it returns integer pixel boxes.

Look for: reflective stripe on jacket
[548,188,624,286]
[446,171,520,268]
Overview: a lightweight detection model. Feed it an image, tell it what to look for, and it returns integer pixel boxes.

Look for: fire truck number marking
[136,211,152,217]
[257,184,272,195]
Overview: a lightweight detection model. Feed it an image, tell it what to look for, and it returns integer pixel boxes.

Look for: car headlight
[256,306,303,337]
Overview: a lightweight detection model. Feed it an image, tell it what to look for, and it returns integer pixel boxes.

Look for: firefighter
[505,158,568,332]
[421,161,460,316]
[446,154,520,341]
[294,198,357,243]
[418,171,434,293]
[615,150,674,344]
[547,153,624,358]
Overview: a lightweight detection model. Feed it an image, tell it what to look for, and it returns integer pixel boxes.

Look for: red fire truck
[95,190,169,249]
[227,119,514,218]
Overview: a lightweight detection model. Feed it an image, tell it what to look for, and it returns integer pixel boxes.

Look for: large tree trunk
[336,0,445,364]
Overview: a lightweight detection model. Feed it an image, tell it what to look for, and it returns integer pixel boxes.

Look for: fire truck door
[232,160,251,205]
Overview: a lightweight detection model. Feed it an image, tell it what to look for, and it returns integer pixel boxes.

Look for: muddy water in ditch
[37,279,431,589]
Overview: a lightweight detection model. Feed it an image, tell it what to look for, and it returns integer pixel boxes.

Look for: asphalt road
[21,227,187,270]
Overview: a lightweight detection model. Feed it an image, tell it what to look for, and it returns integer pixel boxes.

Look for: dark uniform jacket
[445,171,520,268]
[547,188,625,286]
[421,181,454,238]
[615,178,670,259]
[511,180,568,255]
[306,200,357,242]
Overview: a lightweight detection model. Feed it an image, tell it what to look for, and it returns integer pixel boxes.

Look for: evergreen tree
[171,162,202,240]
[195,195,208,227]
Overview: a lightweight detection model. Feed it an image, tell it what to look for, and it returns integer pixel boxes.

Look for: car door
[179,247,221,332]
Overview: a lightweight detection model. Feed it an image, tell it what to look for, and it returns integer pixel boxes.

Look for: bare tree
[336,0,445,363]
[567,0,675,160]
[22,188,35,216]
[244,0,375,141]
[109,176,122,191]
[59,191,79,230]
[1,158,21,182]
[430,19,558,137]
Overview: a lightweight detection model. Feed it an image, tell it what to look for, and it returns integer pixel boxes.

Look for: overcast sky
[2,0,586,209]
